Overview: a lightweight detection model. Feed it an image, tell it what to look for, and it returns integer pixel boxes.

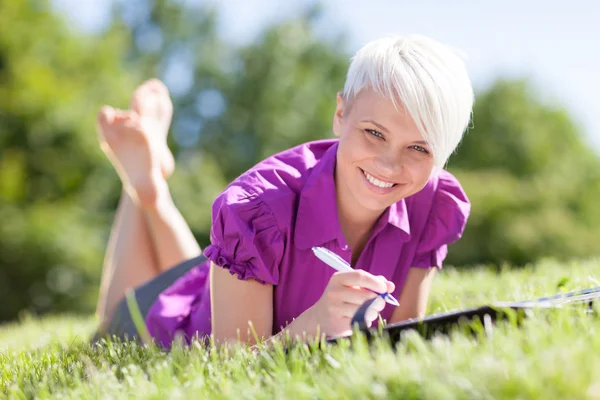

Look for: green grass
[2,258,600,399]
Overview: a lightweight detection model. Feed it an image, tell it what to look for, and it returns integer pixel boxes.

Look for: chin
[354,184,406,212]
[356,198,393,213]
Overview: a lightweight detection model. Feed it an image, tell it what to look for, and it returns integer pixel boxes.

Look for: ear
[332,92,345,137]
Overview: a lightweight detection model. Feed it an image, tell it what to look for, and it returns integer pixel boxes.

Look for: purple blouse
[145,139,470,348]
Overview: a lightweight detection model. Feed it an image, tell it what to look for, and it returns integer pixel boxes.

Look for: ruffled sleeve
[412,170,471,269]
[202,187,284,285]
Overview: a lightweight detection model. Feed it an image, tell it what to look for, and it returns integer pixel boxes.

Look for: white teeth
[363,171,394,189]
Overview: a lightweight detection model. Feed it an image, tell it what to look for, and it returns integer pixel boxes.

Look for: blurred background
[1,0,599,323]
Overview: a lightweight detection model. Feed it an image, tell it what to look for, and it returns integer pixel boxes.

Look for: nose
[374,149,403,177]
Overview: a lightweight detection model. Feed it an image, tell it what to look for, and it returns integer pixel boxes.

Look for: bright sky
[53,0,600,150]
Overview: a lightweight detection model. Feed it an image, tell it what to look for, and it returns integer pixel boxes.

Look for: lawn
[2,258,600,399]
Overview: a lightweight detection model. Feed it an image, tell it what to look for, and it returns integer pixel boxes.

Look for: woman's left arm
[388,267,437,323]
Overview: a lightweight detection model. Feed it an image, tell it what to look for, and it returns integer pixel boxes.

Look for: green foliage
[201,16,349,180]
[449,79,595,177]
[116,0,348,240]
[0,0,137,320]
[2,0,600,323]
[0,0,349,321]
[446,79,600,266]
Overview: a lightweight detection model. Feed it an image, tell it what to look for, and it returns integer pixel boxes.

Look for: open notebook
[326,285,600,345]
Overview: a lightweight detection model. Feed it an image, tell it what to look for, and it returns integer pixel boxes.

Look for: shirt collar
[294,141,411,249]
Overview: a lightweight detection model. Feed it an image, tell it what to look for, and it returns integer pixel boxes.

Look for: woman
[94,34,473,349]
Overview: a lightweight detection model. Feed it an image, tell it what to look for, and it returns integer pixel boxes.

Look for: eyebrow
[362,119,429,145]
[362,119,390,133]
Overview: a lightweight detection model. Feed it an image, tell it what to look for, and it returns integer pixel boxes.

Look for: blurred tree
[449,79,597,178]
[0,0,138,321]
[0,0,350,321]
[446,79,600,267]
[114,0,349,244]
[2,0,600,322]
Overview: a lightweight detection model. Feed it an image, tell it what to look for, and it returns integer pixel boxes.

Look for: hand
[308,270,395,337]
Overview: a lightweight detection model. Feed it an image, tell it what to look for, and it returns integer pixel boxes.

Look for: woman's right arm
[209,262,276,344]
[209,262,393,345]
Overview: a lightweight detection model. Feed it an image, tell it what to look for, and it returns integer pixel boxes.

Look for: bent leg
[100,254,206,342]
[95,191,160,331]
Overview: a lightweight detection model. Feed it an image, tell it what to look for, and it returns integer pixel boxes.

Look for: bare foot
[129,78,175,179]
[97,106,167,208]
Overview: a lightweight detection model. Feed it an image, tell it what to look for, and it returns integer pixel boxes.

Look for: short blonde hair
[342,35,474,168]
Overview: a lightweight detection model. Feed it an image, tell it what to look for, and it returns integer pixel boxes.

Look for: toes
[112,111,143,135]
[113,109,135,121]
[130,78,169,106]
[146,78,169,95]
[130,78,172,121]
[140,78,168,93]
[97,106,115,130]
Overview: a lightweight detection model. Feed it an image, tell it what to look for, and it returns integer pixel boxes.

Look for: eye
[365,129,384,139]
[410,145,429,154]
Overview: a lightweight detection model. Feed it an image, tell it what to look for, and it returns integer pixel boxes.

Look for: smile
[362,170,396,189]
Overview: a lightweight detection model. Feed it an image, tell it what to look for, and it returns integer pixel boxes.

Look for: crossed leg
[95,79,201,332]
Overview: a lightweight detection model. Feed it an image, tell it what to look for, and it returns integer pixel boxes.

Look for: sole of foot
[129,78,175,179]
[97,106,168,208]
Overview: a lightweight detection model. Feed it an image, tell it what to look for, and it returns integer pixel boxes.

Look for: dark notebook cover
[325,286,600,345]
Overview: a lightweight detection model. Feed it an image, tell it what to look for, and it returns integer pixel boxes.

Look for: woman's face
[333,89,436,214]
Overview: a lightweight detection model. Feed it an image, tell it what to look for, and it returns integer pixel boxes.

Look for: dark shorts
[92,255,207,343]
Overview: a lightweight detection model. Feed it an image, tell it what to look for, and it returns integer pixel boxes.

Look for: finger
[365,308,379,323]
[334,286,379,306]
[376,275,395,293]
[386,281,395,293]
[364,297,386,323]
[336,326,353,337]
[335,270,388,293]
[370,296,386,313]
[336,302,362,318]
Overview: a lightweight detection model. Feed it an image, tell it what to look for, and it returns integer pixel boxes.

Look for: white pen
[312,246,400,306]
